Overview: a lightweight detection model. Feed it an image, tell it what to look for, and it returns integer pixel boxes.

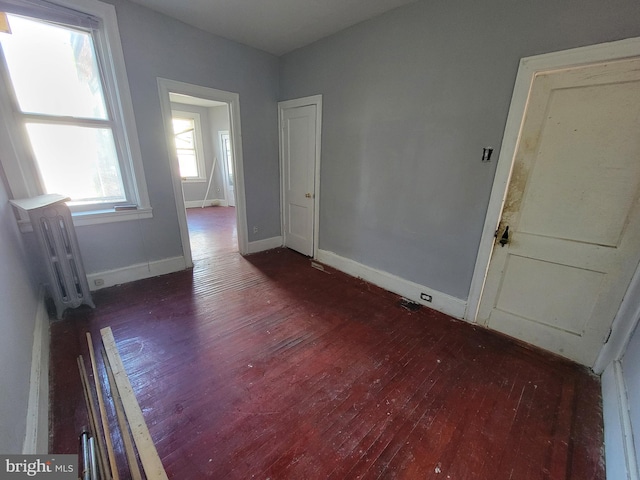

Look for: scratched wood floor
[50,206,605,479]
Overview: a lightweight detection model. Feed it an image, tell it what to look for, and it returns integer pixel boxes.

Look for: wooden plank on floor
[101,326,168,480]
[87,332,118,480]
[102,348,143,480]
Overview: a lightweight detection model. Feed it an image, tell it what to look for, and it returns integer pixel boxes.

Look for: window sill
[17,206,153,233]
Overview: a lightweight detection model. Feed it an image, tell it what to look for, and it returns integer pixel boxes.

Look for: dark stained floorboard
[49,206,605,479]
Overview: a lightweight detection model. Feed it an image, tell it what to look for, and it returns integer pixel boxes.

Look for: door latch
[499,226,510,247]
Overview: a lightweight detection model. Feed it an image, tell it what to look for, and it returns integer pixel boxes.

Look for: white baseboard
[316,249,467,319]
[602,360,639,480]
[23,288,50,454]
[87,256,187,291]
[247,236,283,254]
[184,199,227,208]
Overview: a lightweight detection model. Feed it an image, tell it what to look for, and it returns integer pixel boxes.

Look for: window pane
[1,15,108,119]
[173,117,200,178]
[172,117,192,135]
[177,151,198,178]
[173,118,195,148]
[175,130,194,150]
[26,123,125,203]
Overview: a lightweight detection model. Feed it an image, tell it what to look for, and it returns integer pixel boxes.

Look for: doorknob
[499,226,510,247]
[305,193,312,198]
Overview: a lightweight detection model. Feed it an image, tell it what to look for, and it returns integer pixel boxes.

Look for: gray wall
[72,0,280,274]
[0,178,40,453]
[279,0,640,300]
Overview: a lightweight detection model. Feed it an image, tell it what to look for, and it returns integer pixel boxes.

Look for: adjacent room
[1,0,640,478]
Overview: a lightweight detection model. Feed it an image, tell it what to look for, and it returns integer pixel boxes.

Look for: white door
[281,103,317,256]
[478,57,640,366]
[219,131,235,207]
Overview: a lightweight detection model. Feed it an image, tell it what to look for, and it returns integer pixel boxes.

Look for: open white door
[279,96,322,257]
[476,57,640,366]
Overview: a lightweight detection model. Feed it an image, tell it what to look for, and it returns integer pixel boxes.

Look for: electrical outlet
[94,278,105,287]
[253,226,259,234]
[420,292,432,303]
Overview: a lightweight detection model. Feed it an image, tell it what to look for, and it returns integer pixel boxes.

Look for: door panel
[478,58,640,366]
[517,82,640,247]
[495,255,604,335]
[282,104,316,256]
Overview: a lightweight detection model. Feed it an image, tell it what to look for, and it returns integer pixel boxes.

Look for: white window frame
[172,110,206,183]
[0,0,151,227]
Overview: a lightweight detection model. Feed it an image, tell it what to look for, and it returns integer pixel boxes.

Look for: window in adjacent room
[0,0,150,220]
[172,112,206,181]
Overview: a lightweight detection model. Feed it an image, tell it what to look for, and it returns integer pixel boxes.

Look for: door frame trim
[157,78,249,262]
[465,37,640,356]
[278,95,323,258]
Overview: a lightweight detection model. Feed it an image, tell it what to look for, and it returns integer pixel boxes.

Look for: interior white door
[219,131,235,207]
[281,104,317,256]
[478,57,640,366]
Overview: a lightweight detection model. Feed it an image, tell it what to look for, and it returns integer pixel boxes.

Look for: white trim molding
[22,288,50,454]
[465,37,640,354]
[602,360,640,480]
[278,95,322,258]
[17,206,153,233]
[247,236,283,254]
[87,255,187,291]
[317,249,467,320]
[157,78,249,265]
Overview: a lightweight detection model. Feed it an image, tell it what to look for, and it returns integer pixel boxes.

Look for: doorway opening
[169,95,237,260]
[157,78,248,267]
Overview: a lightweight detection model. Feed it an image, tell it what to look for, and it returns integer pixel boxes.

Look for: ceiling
[127,0,418,56]
[169,92,227,108]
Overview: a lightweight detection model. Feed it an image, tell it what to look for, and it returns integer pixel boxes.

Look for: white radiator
[11,194,95,319]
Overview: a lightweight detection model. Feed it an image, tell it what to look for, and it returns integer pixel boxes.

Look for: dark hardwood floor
[50,206,605,479]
